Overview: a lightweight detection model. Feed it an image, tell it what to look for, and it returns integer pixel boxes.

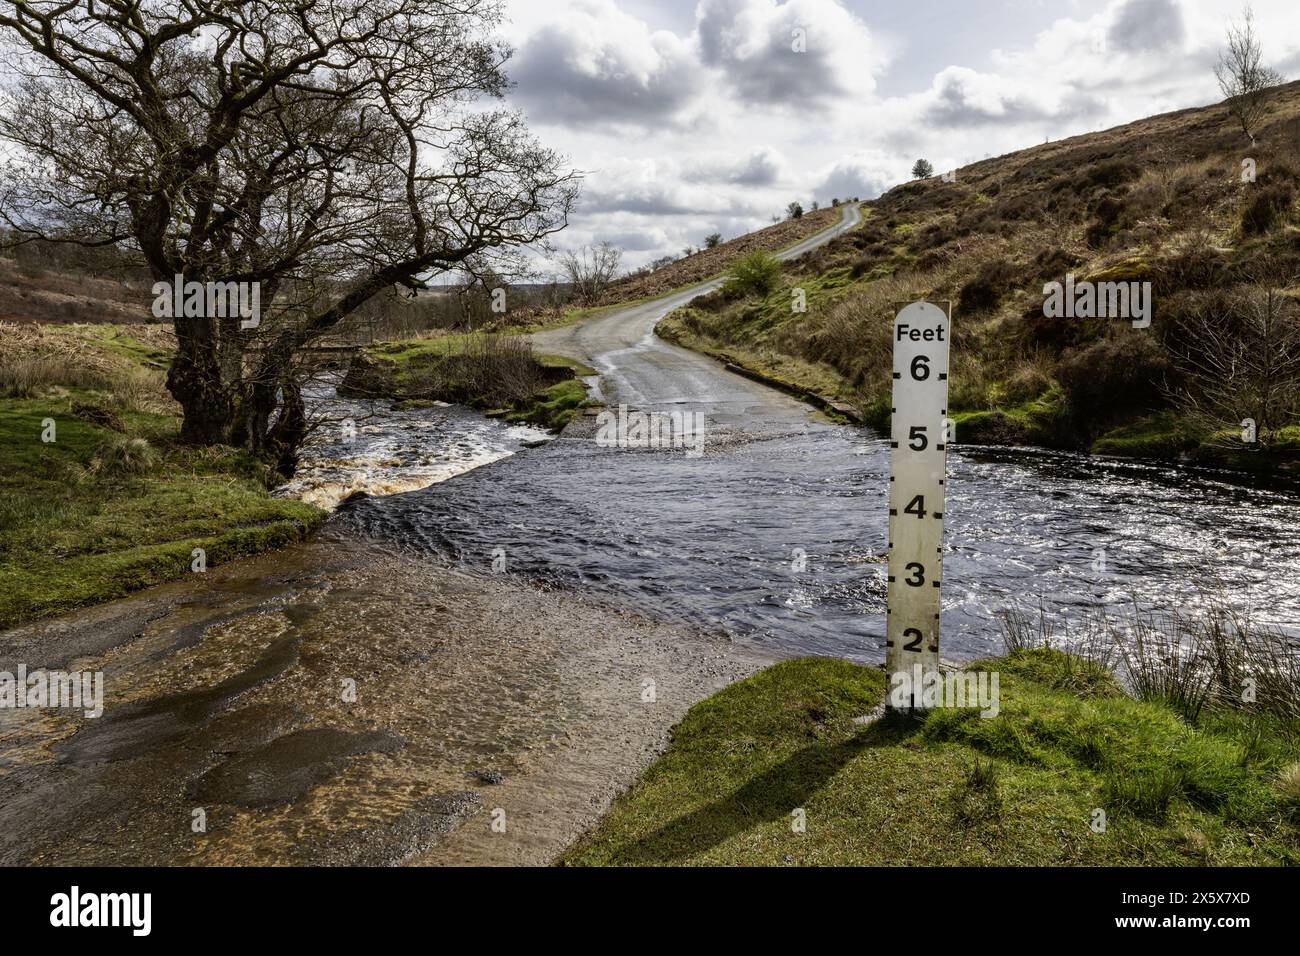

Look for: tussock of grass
[86,434,159,478]
[0,354,108,397]
[952,758,1004,824]
[562,651,1300,866]
[1277,763,1300,806]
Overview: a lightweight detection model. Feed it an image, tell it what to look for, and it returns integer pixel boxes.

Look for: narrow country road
[533,203,861,425]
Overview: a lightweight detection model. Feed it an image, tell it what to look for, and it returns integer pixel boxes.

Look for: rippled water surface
[330,414,1300,663]
[276,383,551,510]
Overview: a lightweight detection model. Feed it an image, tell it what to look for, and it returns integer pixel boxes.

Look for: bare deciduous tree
[1169,269,1300,450]
[557,241,621,306]
[1214,6,1285,145]
[0,0,578,467]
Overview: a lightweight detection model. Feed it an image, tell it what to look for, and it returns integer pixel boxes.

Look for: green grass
[76,325,173,368]
[368,333,599,371]
[0,334,323,629]
[502,378,593,430]
[537,354,598,378]
[1092,412,1204,458]
[561,651,1300,866]
[950,387,1071,448]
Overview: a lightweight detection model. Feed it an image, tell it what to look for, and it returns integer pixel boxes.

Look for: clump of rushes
[1277,762,1300,808]
[1104,766,1183,822]
[87,435,159,478]
[951,758,1003,824]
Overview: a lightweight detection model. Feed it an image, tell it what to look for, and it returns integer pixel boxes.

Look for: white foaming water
[276,381,552,511]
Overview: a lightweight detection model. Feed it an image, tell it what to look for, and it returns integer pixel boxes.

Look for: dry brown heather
[660,81,1300,464]
[0,255,151,325]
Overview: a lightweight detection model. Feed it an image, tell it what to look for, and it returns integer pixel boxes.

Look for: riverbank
[338,333,600,431]
[0,534,767,865]
[0,323,323,629]
[563,648,1300,866]
[659,297,1300,474]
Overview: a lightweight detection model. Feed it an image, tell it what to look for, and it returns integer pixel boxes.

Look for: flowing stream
[311,402,1300,663]
[276,380,552,510]
[282,207,1300,665]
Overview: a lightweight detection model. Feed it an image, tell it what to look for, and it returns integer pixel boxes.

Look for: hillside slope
[660,82,1300,470]
[593,205,845,305]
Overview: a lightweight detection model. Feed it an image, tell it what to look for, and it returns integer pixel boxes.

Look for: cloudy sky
[495,0,1300,273]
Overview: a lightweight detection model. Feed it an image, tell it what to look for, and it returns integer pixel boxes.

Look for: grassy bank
[0,324,322,629]
[564,645,1300,866]
[341,332,600,430]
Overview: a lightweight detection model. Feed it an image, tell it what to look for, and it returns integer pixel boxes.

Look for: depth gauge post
[885,300,952,708]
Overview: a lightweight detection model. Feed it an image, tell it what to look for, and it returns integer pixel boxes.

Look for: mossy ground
[0,328,322,629]
[500,378,593,430]
[562,652,1300,866]
[1090,411,1205,458]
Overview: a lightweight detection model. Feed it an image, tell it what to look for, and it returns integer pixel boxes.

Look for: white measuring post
[885,301,951,709]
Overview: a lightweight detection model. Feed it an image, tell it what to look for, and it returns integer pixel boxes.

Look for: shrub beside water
[1055,334,1169,441]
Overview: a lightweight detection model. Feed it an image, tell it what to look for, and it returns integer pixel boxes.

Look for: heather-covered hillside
[661,82,1300,470]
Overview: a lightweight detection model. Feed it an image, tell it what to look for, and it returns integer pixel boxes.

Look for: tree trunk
[167,321,237,445]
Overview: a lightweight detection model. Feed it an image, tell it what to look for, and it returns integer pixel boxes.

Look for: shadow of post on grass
[607,711,918,865]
